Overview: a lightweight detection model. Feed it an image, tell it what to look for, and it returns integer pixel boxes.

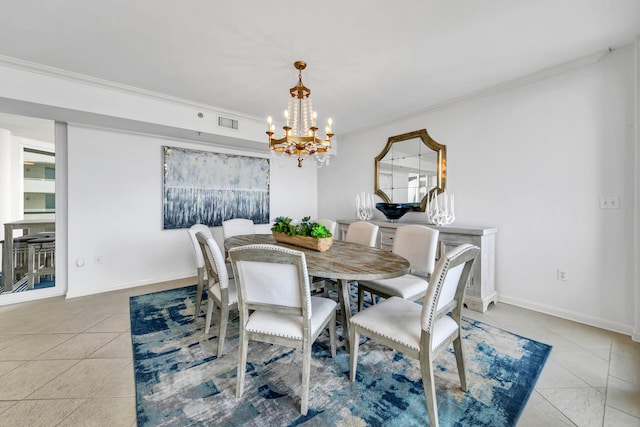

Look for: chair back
[196,232,229,290]
[222,218,256,239]
[392,225,439,277]
[420,244,479,333]
[230,244,312,319]
[187,224,212,269]
[316,219,337,236]
[345,221,379,247]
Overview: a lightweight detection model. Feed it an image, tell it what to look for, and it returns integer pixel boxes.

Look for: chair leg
[195,267,204,317]
[357,286,364,311]
[301,341,311,416]
[217,305,230,356]
[236,330,248,398]
[329,311,337,358]
[453,335,467,391]
[349,327,360,381]
[225,261,234,279]
[420,351,439,427]
[204,298,214,335]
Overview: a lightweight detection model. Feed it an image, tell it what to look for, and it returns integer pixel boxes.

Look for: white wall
[0,57,267,144]
[0,129,12,226]
[319,45,637,336]
[66,125,317,297]
[0,59,318,301]
[0,46,636,338]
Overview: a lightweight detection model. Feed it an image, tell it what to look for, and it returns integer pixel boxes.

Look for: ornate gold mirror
[374,129,446,212]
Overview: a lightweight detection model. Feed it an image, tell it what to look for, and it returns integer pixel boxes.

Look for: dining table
[224,234,410,350]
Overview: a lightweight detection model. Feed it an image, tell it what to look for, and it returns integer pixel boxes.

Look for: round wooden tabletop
[225,234,410,281]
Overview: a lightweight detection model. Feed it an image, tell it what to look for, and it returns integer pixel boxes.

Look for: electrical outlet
[94,256,103,265]
[557,269,568,281]
[600,197,619,209]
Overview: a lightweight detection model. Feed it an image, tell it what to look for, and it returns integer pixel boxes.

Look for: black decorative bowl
[375,202,416,221]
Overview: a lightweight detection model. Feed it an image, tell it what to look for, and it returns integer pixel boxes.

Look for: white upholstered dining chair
[229,244,337,416]
[196,232,238,356]
[222,218,256,278]
[349,243,479,427]
[316,218,337,236]
[187,224,213,316]
[345,221,379,247]
[222,218,255,239]
[357,224,439,310]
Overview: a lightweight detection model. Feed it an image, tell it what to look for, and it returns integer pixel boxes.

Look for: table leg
[337,279,352,352]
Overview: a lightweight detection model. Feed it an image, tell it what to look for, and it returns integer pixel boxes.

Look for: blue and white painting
[163,146,270,229]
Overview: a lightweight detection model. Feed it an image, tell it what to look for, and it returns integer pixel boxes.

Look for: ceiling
[0,1,639,138]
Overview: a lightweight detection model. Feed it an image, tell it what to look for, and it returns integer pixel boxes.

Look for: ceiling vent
[217,115,239,130]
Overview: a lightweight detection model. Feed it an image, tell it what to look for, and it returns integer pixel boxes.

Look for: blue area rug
[130,285,551,426]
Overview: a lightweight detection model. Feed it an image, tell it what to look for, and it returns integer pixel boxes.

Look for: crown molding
[0,54,262,123]
[342,46,615,138]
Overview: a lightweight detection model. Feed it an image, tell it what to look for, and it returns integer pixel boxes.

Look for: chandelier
[267,61,334,168]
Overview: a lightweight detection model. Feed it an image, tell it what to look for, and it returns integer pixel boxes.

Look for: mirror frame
[374,129,446,212]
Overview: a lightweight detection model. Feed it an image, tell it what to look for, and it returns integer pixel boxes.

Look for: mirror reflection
[375,129,446,212]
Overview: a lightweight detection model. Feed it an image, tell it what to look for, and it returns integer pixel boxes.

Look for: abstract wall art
[163,146,270,229]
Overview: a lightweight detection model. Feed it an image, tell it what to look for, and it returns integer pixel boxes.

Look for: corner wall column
[633,36,640,342]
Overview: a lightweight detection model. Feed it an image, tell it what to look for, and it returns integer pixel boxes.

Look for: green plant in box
[272,216,332,238]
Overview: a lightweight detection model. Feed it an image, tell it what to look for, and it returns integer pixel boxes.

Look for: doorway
[0,113,56,296]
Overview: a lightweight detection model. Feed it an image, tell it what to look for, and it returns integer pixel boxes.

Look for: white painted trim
[634,36,640,343]
[498,294,634,338]
[65,272,195,299]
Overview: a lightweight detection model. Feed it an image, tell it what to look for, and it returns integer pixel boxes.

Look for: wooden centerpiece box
[271,216,334,252]
[272,232,333,252]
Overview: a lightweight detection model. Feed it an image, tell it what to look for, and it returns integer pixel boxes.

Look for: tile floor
[0,278,638,426]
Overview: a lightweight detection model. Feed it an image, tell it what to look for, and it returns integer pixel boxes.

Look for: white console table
[336,219,498,312]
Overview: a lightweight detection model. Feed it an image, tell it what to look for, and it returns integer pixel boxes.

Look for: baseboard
[65,272,194,299]
[498,293,635,338]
